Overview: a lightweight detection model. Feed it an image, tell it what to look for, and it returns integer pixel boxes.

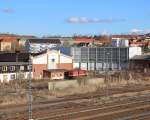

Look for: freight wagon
[65,69,88,78]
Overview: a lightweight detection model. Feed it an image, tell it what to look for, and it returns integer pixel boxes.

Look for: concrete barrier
[48,78,104,90]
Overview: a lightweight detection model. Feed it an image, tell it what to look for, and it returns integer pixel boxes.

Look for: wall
[72,47,129,71]
[57,63,73,70]
[32,64,47,79]
[48,51,59,69]
[51,71,64,80]
[32,54,48,79]
[47,50,73,70]
[0,72,30,83]
[60,55,72,63]
[1,42,11,51]
[129,47,142,59]
[48,78,104,90]
[32,54,47,64]
[112,38,129,47]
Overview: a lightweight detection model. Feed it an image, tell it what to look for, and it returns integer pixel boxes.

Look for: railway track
[1,84,150,120]
[6,92,150,120]
[33,97,150,120]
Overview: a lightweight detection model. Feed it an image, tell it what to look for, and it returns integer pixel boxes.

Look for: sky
[0,0,150,36]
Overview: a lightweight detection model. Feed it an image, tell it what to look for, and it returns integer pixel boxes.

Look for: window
[28,65,32,70]
[20,66,24,71]
[59,73,63,77]
[19,73,25,79]
[51,73,55,77]
[10,66,15,71]
[51,58,55,62]
[2,66,7,72]
[3,75,8,81]
[10,74,16,80]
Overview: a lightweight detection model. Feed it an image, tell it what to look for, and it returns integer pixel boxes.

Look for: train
[65,69,88,79]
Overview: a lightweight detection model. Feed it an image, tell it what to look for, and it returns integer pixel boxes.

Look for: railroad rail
[1,84,150,120]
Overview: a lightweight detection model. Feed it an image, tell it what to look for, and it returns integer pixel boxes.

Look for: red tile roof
[111,35,140,39]
[74,37,95,44]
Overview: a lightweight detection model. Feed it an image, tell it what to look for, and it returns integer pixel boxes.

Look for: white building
[112,38,129,47]
[0,53,30,83]
[32,48,73,79]
[21,38,61,53]
[129,46,142,59]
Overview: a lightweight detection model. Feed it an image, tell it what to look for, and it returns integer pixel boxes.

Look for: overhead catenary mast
[28,40,33,120]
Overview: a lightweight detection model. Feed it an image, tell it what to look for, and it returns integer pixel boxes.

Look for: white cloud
[0,8,15,14]
[130,28,143,33]
[130,28,150,34]
[67,17,125,24]
[144,29,150,33]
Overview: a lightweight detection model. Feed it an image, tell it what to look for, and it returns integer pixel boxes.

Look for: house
[111,34,139,47]
[43,69,66,80]
[0,52,30,82]
[94,35,111,46]
[112,38,129,47]
[26,38,61,53]
[0,34,34,52]
[73,37,95,46]
[111,34,139,40]
[32,48,73,79]
[0,36,19,51]
[130,55,150,72]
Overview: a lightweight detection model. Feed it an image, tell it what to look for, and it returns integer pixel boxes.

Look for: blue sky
[0,0,150,36]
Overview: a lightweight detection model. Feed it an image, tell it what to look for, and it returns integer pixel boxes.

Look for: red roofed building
[74,37,95,44]
[111,34,140,39]
[0,34,35,51]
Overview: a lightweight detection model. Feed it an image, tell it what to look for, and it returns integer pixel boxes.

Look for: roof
[74,37,95,44]
[43,69,67,72]
[131,55,150,61]
[111,35,140,39]
[0,36,19,42]
[50,47,71,56]
[0,34,35,42]
[0,52,29,62]
[31,50,47,56]
[0,62,29,65]
[28,38,61,44]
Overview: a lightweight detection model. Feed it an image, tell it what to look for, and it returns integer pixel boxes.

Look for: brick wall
[32,64,47,79]
[57,63,73,70]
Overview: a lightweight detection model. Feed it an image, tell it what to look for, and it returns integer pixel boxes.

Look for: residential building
[73,37,95,47]
[112,38,129,47]
[130,54,150,72]
[0,34,34,52]
[26,38,61,53]
[0,52,30,82]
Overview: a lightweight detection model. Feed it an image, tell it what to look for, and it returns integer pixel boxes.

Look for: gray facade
[72,47,129,71]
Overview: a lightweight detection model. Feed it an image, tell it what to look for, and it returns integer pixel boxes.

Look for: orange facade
[32,64,47,79]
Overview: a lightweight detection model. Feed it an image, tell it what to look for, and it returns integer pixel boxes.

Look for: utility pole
[28,40,33,120]
[16,50,19,94]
